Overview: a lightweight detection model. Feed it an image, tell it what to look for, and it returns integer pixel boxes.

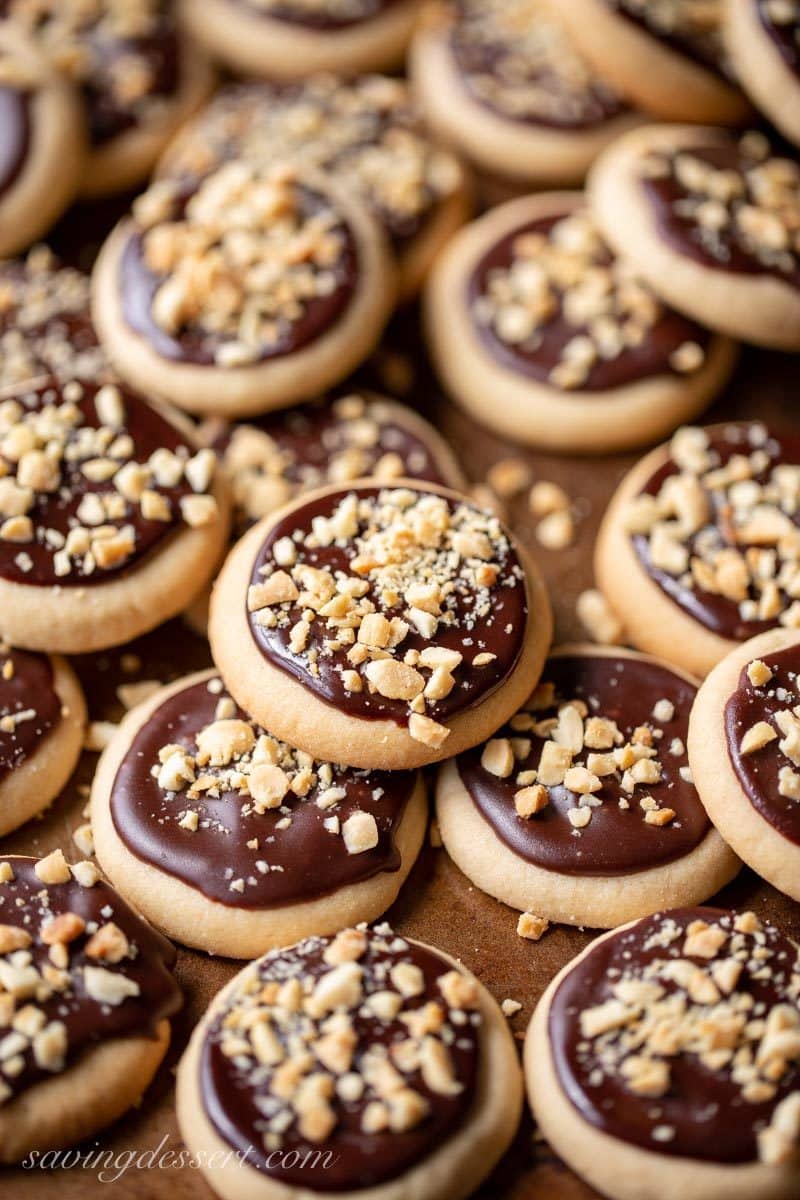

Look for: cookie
[158,74,471,301]
[551,0,751,123]
[210,480,552,770]
[0,376,230,654]
[91,669,428,958]
[589,124,800,349]
[179,0,420,80]
[0,851,181,1163]
[2,0,214,197]
[526,906,800,1200]
[177,923,521,1200]
[437,645,739,929]
[726,0,800,148]
[596,422,800,678]
[0,22,85,258]
[92,162,397,419]
[409,0,644,192]
[0,646,85,837]
[689,627,800,902]
[425,192,736,454]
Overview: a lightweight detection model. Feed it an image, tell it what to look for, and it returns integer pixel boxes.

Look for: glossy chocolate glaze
[234,0,401,31]
[725,642,800,845]
[110,677,417,908]
[0,85,29,199]
[469,213,708,390]
[633,425,800,640]
[607,0,730,75]
[200,932,479,1189]
[0,856,181,1102]
[247,484,528,725]
[550,906,800,1162]
[758,0,800,75]
[0,649,60,784]
[459,653,708,875]
[0,377,196,588]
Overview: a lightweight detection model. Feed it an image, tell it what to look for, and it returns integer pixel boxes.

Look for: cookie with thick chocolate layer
[726,0,800,148]
[177,923,521,1200]
[526,906,800,1200]
[437,645,739,928]
[425,192,736,453]
[0,852,181,1163]
[91,669,428,958]
[92,162,397,419]
[589,124,800,349]
[689,627,800,901]
[210,479,551,770]
[596,422,800,677]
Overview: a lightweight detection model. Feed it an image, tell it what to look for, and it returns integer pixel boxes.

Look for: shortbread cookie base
[176,940,522,1200]
[725,0,800,149]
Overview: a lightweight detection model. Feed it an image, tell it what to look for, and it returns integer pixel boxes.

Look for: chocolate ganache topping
[469,207,709,391]
[607,0,732,75]
[0,377,220,588]
[121,164,358,367]
[234,0,402,31]
[450,0,626,129]
[0,852,181,1107]
[458,652,709,876]
[757,0,800,75]
[200,924,480,1188]
[246,484,528,748]
[725,643,800,846]
[628,423,800,640]
[550,906,800,1165]
[0,645,61,784]
[111,674,417,908]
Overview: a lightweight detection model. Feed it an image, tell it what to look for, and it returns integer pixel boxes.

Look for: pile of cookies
[0,2,799,1199]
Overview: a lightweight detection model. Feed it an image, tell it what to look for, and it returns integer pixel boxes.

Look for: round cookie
[596,421,800,678]
[689,627,800,902]
[437,645,739,929]
[177,923,522,1200]
[210,479,552,771]
[425,192,736,454]
[589,124,800,349]
[158,74,472,301]
[1,0,214,197]
[726,0,800,148]
[0,645,85,837]
[0,376,230,654]
[409,0,645,192]
[92,162,397,419]
[0,22,85,258]
[91,669,428,958]
[550,0,751,123]
[0,851,181,1163]
[526,906,800,1200]
[179,0,420,79]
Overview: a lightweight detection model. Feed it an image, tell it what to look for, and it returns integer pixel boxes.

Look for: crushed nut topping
[612,0,730,70]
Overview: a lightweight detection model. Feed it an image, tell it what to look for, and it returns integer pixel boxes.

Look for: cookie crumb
[517,912,550,941]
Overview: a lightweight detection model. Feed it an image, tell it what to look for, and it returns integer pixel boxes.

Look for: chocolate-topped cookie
[177,923,521,1200]
[0,23,85,258]
[410,0,645,190]
[527,906,800,1199]
[1,0,213,197]
[437,645,738,928]
[210,480,551,770]
[590,124,800,348]
[91,670,428,957]
[180,0,420,79]
[0,376,230,652]
[726,1,800,148]
[0,645,85,837]
[690,626,800,901]
[553,0,750,123]
[0,852,181,1162]
[92,162,396,418]
[597,422,800,677]
[158,74,471,300]
[425,192,735,453]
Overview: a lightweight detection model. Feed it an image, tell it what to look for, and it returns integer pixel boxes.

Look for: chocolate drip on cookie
[0,853,181,1106]
[199,925,479,1188]
[458,653,709,875]
[550,907,800,1164]
[0,646,61,783]
[757,0,800,74]
[230,0,402,31]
